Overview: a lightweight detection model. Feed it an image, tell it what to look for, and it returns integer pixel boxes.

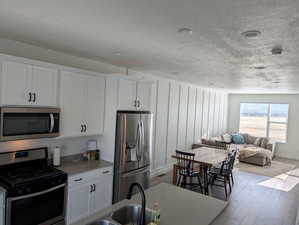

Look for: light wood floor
[151,170,299,225]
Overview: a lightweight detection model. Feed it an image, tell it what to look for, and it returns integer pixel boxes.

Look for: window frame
[239,102,289,143]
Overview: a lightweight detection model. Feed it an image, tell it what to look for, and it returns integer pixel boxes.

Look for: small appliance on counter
[0,147,67,225]
[53,146,61,167]
[85,139,100,160]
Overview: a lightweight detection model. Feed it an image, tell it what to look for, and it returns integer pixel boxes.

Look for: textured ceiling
[1,0,299,92]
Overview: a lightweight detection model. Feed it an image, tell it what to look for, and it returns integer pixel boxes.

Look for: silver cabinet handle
[33,93,36,102]
[81,125,83,132]
[138,100,141,108]
[28,92,32,102]
[93,184,96,192]
[84,124,87,132]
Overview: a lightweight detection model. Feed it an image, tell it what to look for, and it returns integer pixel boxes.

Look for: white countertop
[72,183,227,225]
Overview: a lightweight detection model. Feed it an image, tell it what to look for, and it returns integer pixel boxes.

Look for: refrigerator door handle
[136,121,141,161]
[140,120,145,151]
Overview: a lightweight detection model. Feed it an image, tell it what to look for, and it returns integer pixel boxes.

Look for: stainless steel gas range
[0,147,67,225]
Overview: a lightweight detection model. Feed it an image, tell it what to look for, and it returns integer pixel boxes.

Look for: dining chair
[175,150,203,193]
[208,150,237,199]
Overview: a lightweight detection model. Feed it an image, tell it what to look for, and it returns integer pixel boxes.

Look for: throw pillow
[222,133,232,143]
[247,135,257,144]
[254,137,262,146]
[231,133,245,144]
[240,133,249,144]
[260,138,269,148]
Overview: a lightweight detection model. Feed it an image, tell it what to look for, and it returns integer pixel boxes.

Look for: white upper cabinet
[32,65,58,106]
[60,71,105,137]
[85,75,105,135]
[1,61,58,106]
[118,78,152,111]
[136,81,152,111]
[118,78,137,110]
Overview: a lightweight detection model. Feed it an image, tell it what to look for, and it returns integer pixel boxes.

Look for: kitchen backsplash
[0,135,101,157]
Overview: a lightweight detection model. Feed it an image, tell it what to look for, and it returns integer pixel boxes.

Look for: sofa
[192,133,276,166]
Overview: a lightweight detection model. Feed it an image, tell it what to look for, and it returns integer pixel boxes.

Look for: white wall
[151,80,228,175]
[228,94,299,160]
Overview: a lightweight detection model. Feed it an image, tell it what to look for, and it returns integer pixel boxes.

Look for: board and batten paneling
[154,79,170,169]
[150,79,228,174]
[166,81,180,164]
[202,89,210,138]
[186,86,197,149]
[177,84,189,150]
[194,88,204,143]
[208,90,216,138]
[213,92,221,136]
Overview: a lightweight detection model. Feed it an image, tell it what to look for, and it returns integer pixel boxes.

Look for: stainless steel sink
[111,204,155,225]
[88,204,155,225]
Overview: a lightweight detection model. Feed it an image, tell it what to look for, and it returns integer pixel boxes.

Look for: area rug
[235,157,299,177]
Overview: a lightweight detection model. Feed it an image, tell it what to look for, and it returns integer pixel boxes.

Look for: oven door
[6,184,66,225]
[0,107,60,141]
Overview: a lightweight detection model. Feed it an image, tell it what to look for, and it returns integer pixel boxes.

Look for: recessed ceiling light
[241,30,261,38]
[271,46,283,55]
[252,66,266,70]
[178,27,193,35]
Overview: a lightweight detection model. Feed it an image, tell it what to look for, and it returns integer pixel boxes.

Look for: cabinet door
[32,66,58,106]
[67,184,92,225]
[118,78,137,110]
[60,71,86,137]
[85,75,105,135]
[136,81,152,111]
[92,171,113,214]
[1,61,32,105]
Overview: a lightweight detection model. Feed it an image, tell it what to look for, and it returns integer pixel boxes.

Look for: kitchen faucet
[127,182,146,225]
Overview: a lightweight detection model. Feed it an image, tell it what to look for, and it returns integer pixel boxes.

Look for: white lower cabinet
[66,167,113,225]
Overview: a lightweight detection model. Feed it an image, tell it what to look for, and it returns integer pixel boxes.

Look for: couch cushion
[247,134,257,144]
[254,137,262,146]
[222,133,232,143]
[232,133,245,144]
[260,138,269,148]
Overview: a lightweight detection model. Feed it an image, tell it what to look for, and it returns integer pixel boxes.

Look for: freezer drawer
[113,167,149,203]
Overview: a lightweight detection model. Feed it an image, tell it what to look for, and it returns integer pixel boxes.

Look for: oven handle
[49,113,55,133]
[9,184,65,201]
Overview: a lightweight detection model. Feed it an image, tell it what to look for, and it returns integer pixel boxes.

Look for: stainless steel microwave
[0,107,60,141]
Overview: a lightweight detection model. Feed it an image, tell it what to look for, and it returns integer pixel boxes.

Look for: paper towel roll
[53,146,61,166]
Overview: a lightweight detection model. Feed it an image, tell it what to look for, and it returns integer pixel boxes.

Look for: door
[139,113,152,168]
[118,78,137,110]
[92,172,113,214]
[85,75,105,135]
[67,184,92,224]
[118,167,150,202]
[60,71,86,137]
[136,81,152,111]
[32,66,58,107]
[115,112,140,173]
[1,61,32,105]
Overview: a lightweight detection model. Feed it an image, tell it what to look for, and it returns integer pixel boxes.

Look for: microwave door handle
[49,113,54,133]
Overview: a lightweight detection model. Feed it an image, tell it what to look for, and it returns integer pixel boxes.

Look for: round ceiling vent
[241,30,261,38]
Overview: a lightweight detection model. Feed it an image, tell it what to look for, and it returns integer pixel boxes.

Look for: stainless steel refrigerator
[113,111,152,203]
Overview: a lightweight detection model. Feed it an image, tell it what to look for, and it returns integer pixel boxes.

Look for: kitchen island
[71,183,227,225]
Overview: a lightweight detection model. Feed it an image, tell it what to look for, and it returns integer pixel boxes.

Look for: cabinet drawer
[68,167,113,187]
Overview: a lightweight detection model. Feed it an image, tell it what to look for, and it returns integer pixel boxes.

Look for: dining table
[171,147,228,195]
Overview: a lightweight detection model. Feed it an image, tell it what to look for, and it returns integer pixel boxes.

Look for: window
[239,103,289,143]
